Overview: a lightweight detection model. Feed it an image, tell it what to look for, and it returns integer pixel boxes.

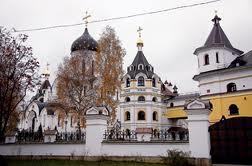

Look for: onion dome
[71,28,98,52]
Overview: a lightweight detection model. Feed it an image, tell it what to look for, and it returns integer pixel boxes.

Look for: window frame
[204,54,210,65]
[138,111,146,120]
[138,76,145,86]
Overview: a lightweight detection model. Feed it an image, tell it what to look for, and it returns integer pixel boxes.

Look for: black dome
[71,28,98,52]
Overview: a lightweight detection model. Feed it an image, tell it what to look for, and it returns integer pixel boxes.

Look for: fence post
[186,100,211,161]
[85,107,109,156]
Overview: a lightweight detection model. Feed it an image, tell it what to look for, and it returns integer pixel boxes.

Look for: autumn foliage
[0,28,40,141]
[56,26,125,127]
[96,26,125,122]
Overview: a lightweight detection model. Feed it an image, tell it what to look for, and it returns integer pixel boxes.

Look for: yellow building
[164,14,252,124]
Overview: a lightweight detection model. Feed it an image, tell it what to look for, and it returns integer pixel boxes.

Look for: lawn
[5,160,166,166]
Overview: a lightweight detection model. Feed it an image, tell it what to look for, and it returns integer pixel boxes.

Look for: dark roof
[161,84,175,97]
[127,51,154,79]
[229,50,252,68]
[34,101,48,114]
[194,15,243,55]
[71,28,98,52]
[41,80,51,90]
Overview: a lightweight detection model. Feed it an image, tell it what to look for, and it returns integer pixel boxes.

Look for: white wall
[198,68,252,95]
[0,144,87,156]
[101,143,189,156]
[197,48,239,73]
[0,143,189,157]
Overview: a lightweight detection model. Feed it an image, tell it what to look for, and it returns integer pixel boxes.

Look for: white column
[187,109,211,159]
[85,114,108,156]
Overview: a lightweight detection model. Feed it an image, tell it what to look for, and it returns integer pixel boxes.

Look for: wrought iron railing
[151,130,189,141]
[16,130,43,143]
[103,130,137,142]
[56,131,86,143]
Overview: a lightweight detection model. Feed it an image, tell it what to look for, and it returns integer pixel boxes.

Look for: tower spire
[136,26,144,51]
[212,10,221,25]
[42,62,50,80]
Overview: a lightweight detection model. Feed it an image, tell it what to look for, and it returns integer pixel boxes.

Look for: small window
[204,54,209,65]
[152,78,156,87]
[229,104,239,115]
[152,111,158,121]
[58,116,61,127]
[138,111,145,120]
[126,78,130,87]
[207,89,210,93]
[138,96,145,102]
[138,64,144,70]
[125,111,130,121]
[138,76,145,86]
[70,116,73,127]
[216,52,219,63]
[130,66,134,71]
[170,103,174,107]
[152,97,157,102]
[227,83,237,92]
[125,97,131,102]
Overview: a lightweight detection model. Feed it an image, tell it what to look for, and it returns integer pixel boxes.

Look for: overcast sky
[1,0,252,93]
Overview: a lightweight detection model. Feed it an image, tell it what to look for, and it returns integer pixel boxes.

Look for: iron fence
[16,130,43,143]
[56,131,86,143]
[103,130,137,141]
[151,129,189,141]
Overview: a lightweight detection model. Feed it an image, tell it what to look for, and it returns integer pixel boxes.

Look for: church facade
[17,14,252,133]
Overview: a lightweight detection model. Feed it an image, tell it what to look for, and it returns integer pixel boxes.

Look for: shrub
[161,149,194,166]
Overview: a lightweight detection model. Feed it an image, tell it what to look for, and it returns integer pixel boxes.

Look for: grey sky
[0,0,251,93]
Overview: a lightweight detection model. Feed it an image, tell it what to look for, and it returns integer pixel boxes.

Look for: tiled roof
[127,51,154,79]
[194,15,243,55]
[229,50,252,68]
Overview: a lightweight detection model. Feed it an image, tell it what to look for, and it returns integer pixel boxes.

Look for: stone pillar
[85,107,109,156]
[186,100,211,159]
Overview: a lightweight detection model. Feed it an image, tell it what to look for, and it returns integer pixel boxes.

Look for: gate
[209,117,252,164]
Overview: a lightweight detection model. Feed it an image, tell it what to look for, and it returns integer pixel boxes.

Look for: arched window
[152,97,157,102]
[152,111,158,121]
[138,111,145,120]
[125,97,131,102]
[126,78,130,87]
[216,52,219,63]
[229,104,239,115]
[227,83,237,92]
[170,102,174,107]
[125,111,130,121]
[138,96,145,102]
[204,54,209,65]
[138,76,145,86]
[152,78,156,87]
[138,64,144,70]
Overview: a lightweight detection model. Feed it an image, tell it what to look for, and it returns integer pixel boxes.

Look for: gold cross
[83,11,91,27]
[137,26,143,38]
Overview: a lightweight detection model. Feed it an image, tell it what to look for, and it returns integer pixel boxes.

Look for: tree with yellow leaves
[96,26,126,122]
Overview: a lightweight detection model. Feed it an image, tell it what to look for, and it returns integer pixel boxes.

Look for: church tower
[70,12,98,77]
[119,27,165,131]
[194,13,243,74]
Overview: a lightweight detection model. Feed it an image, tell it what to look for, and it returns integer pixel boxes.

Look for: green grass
[6,160,166,166]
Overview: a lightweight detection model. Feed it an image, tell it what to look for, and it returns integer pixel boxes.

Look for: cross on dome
[137,26,143,38]
[136,26,144,49]
[83,11,91,27]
